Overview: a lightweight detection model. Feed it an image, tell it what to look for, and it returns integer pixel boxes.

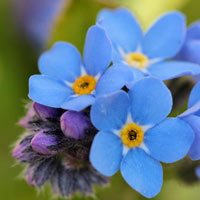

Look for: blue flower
[175,22,200,81]
[97,8,200,84]
[176,21,200,64]
[15,0,66,49]
[90,77,194,198]
[29,25,133,111]
[195,166,200,179]
[179,82,200,160]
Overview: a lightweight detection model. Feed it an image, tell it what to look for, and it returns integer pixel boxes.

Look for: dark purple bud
[12,136,41,163]
[19,103,35,128]
[31,131,59,155]
[60,111,91,140]
[12,137,31,160]
[33,102,63,120]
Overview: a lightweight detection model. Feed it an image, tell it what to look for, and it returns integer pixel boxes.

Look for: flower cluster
[13,102,109,197]
[13,8,200,199]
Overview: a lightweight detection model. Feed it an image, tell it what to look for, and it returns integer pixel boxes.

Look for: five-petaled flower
[90,78,194,198]
[97,8,200,84]
[29,25,133,111]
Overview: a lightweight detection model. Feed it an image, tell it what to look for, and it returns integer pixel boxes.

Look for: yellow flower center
[73,75,96,95]
[125,52,149,69]
[121,123,144,148]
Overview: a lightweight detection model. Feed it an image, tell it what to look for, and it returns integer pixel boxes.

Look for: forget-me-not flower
[29,25,133,111]
[97,8,200,83]
[90,77,194,198]
[179,82,200,160]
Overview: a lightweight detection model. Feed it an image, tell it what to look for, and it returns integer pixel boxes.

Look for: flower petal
[125,68,147,89]
[181,115,200,160]
[90,131,123,176]
[83,25,112,76]
[29,75,72,108]
[120,148,163,198]
[132,68,146,81]
[176,40,200,64]
[187,22,200,40]
[175,22,200,63]
[61,95,95,111]
[145,118,194,163]
[95,64,134,96]
[91,91,130,131]
[142,12,185,59]
[179,102,200,118]
[195,166,200,179]
[129,77,172,126]
[186,41,200,63]
[189,82,200,108]
[97,8,142,61]
[38,42,81,82]
[148,61,200,81]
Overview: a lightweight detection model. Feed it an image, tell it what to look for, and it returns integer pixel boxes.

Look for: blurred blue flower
[90,77,194,198]
[179,82,200,160]
[195,166,200,179]
[29,25,133,111]
[97,8,200,84]
[14,0,66,49]
[175,22,200,81]
[176,22,200,64]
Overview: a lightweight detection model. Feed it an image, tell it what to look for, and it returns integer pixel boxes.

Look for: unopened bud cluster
[13,102,109,197]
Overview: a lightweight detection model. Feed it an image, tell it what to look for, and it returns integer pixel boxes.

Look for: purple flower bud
[12,136,40,162]
[60,111,91,140]
[12,138,31,160]
[33,102,63,120]
[31,131,59,155]
[19,103,35,128]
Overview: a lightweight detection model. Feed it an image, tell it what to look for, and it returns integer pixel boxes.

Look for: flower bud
[12,136,40,162]
[33,102,63,120]
[60,111,91,139]
[31,131,59,155]
[19,103,35,128]
[12,139,30,160]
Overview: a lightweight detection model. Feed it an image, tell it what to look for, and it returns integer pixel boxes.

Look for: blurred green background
[1,0,200,199]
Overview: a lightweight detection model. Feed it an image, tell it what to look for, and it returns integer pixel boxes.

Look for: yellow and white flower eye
[121,123,144,148]
[73,75,97,95]
[125,52,149,69]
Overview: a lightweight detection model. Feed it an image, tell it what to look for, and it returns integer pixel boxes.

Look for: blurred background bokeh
[1,0,200,199]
